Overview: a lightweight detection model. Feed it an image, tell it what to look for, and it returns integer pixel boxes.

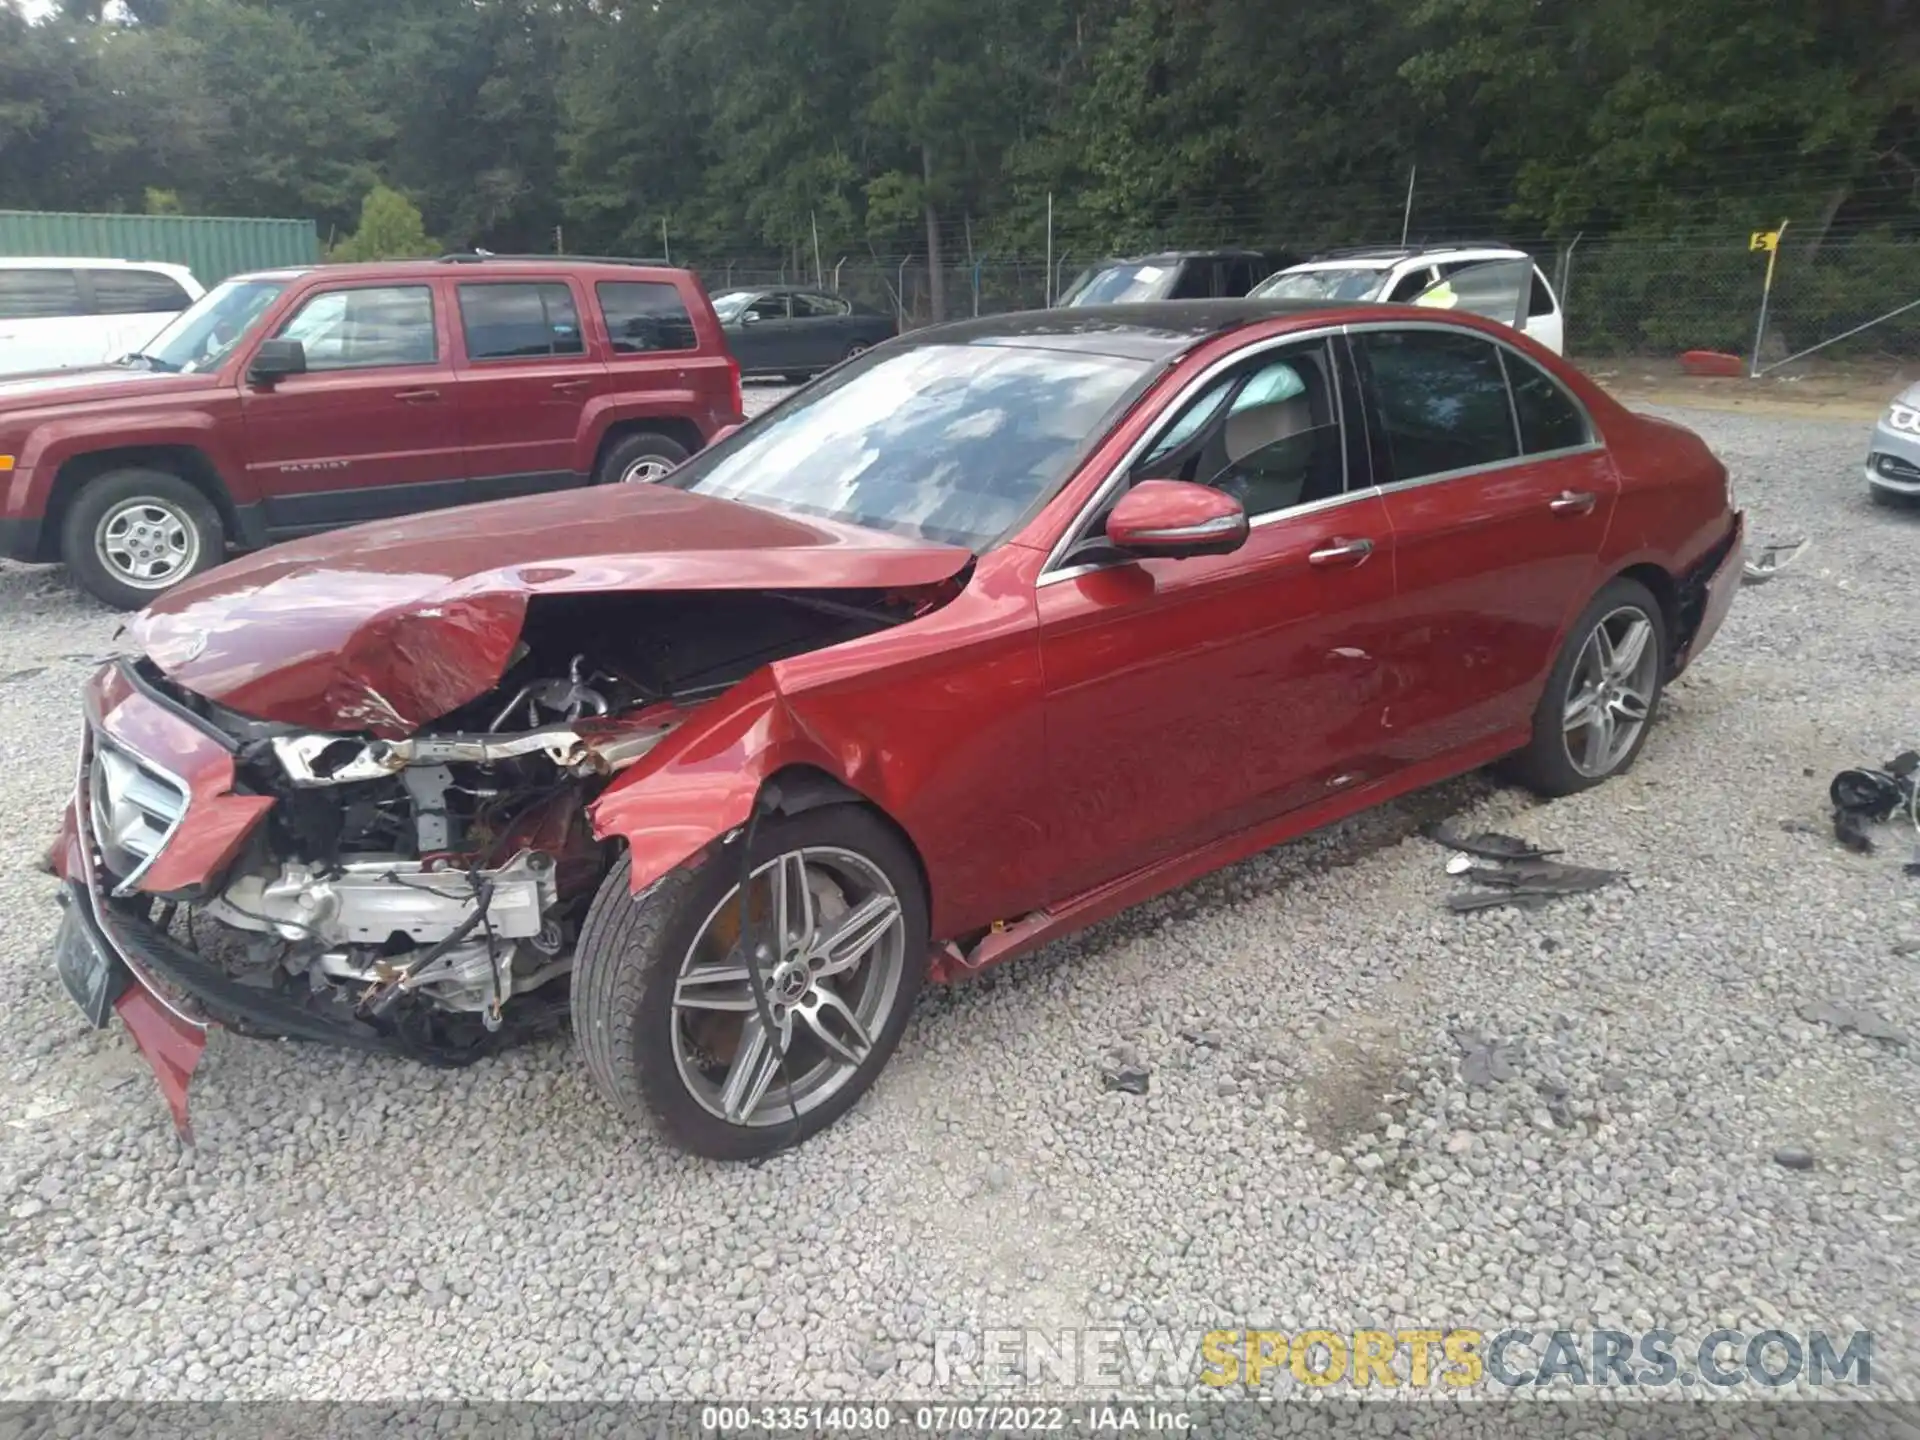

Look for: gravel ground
[1,399,1917,1406]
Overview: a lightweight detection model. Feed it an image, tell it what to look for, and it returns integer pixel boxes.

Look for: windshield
[1058,262,1176,306]
[1250,267,1389,302]
[665,342,1152,550]
[128,278,289,373]
[710,291,755,321]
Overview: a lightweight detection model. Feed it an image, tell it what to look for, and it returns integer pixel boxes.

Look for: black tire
[1504,576,1668,798]
[60,468,225,611]
[593,431,691,486]
[571,804,928,1160]
[1869,485,1917,510]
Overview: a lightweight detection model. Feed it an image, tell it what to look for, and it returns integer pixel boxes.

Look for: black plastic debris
[1439,845,1622,913]
[1101,1065,1151,1096]
[1426,822,1560,862]
[1829,750,1919,859]
[1797,1000,1911,1046]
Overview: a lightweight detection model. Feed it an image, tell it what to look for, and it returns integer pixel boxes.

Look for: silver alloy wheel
[847,343,869,357]
[619,456,674,484]
[1561,604,1658,777]
[671,846,907,1127]
[95,498,199,589]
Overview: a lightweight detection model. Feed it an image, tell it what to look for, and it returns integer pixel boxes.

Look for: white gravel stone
[0,400,1915,1407]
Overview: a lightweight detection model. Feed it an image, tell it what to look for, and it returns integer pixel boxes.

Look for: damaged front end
[52,583,945,1138]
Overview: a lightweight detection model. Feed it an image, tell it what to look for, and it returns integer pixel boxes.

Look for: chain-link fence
[696,238,1920,364]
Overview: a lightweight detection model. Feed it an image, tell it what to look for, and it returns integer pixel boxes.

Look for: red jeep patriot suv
[0,254,744,609]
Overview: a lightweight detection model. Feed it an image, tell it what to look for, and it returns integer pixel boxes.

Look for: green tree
[330,184,439,262]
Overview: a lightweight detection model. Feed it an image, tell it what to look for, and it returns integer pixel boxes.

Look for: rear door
[1411,259,1532,332]
[1353,324,1617,762]
[790,290,855,370]
[239,280,466,533]
[453,277,608,491]
[81,266,196,363]
[1523,267,1565,354]
[0,268,92,372]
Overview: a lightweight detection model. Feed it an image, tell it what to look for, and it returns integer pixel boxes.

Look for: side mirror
[1105,480,1249,560]
[739,310,761,326]
[247,338,306,387]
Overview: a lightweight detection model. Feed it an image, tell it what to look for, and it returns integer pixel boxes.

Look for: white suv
[1250,245,1565,354]
[0,258,205,376]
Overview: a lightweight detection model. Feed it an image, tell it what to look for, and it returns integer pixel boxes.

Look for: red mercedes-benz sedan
[48,300,1744,1159]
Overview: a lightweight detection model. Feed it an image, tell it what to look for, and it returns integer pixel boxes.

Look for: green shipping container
[0,210,320,287]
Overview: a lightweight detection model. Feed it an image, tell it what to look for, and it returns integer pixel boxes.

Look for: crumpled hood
[132,483,971,737]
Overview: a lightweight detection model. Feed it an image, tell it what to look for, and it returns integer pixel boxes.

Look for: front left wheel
[61,467,225,611]
[571,804,928,1160]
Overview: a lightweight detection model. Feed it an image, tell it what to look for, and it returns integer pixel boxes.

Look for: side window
[1528,266,1558,318]
[1503,350,1591,453]
[744,293,790,321]
[1358,329,1519,483]
[89,268,191,315]
[276,285,436,370]
[458,282,586,361]
[0,269,84,321]
[792,292,848,318]
[1385,268,1434,304]
[1167,263,1214,301]
[596,281,697,353]
[1131,340,1346,518]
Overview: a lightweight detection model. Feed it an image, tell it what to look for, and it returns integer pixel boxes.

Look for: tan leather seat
[1205,393,1318,513]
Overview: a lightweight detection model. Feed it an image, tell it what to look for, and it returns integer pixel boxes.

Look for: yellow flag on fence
[1750,231,1780,253]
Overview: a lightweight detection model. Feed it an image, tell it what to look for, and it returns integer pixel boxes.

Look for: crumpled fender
[587,670,869,897]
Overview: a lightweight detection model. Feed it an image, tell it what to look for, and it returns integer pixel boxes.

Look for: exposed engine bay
[124,586,941,1060]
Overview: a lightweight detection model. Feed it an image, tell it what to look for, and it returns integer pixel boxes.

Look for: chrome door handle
[394,387,441,403]
[1549,490,1597,514]
[1308,537,1374,567]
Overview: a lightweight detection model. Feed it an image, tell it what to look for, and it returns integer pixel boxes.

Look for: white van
[1250,244,1565,355]
[0,258,205,375]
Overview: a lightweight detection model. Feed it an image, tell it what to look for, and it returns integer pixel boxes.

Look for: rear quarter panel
[1591,402,1734,578]
[573,270,742,471]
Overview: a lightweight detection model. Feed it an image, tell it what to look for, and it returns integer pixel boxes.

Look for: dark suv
[0,254,743,609]
[1055,249,1296,306]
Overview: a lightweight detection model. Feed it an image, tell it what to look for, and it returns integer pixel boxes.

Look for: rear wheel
[594,431,690,486]
[61,468,225,611]
[1506,577,1667,797]
[571,805,927,1160]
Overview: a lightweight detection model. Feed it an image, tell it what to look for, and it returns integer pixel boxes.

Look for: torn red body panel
[114,983,207,1145]
[132,482,971,738]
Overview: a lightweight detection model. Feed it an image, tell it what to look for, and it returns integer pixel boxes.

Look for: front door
[238,281,466,534]
[727,292,798,373]
[1037,335,1400,898]
[453,277,608,492]
[1352,324,1617,762]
